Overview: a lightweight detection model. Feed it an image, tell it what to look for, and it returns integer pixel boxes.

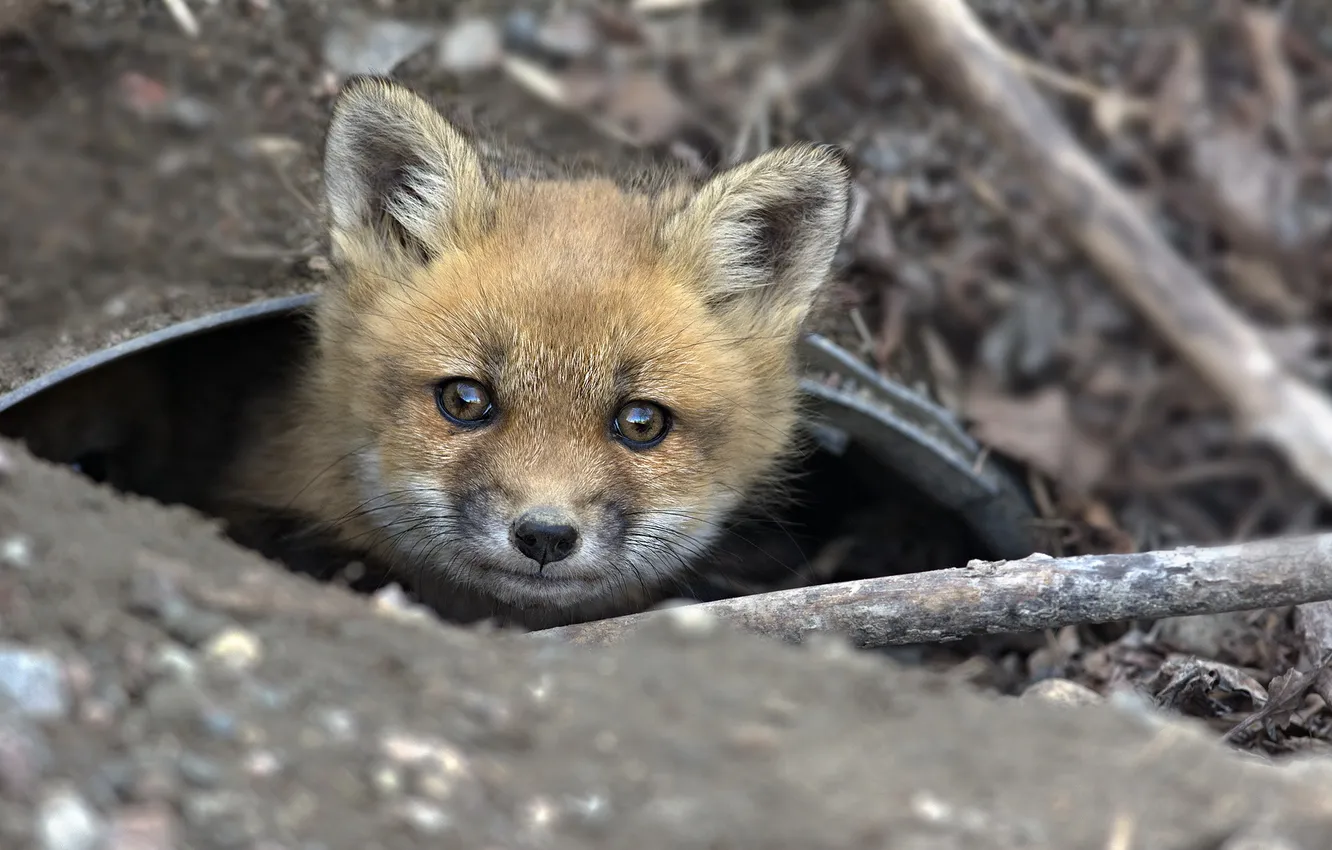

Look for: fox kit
[222,75,852,629]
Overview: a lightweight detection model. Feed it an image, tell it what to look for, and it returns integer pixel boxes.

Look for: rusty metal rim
[0,294,319,413]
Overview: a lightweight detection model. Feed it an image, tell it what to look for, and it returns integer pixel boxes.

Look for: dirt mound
[0,437,1330,848]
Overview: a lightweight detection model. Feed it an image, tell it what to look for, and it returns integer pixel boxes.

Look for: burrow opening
[1,307,1002,642]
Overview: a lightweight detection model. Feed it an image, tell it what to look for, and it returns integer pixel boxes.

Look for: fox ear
[662,143,852,324]
[322,75,494,266]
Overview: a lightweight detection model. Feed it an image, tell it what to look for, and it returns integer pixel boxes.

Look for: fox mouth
[484,564,602,587]
[478,563,614,610]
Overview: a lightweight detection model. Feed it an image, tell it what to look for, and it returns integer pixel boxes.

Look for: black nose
[511,514,580,565]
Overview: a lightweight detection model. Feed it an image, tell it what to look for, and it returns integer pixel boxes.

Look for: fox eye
[612,400,671,449]
[435,378,496,427]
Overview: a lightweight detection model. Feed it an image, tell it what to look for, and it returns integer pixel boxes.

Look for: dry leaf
[964,384,1111,496]
[0,0,42,34]
[1239,6,1300,154]
[1150,655,1268,716]
[437,17,502,74]
[1225,662,1332,744]
[1149,35,1206,148]
[599,70,690,146]
[850,192,896,275]
[1191,127,1302,251]
[1079,500,1136,554]
[1220,253,1308,321]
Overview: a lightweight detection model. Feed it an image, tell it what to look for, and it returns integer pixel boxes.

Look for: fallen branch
[878,0,1332,504]
[532,534,1332,648]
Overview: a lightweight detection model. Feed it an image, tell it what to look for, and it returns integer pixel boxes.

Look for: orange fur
[224,76,852,629]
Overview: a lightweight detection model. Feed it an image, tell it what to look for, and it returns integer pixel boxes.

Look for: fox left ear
[662,143,852,323]
[322,75,494,268]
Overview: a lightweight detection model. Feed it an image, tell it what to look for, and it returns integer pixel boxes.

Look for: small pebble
[323,13,440,76]
[202,627,263,673]
[92,759,139,805]
[804,632,859,662]
[242,749,283,779]
[164,607,232,649]
[129,754,181,803]
[162,95,215,131]
[0,701,52,799]
[372,584,433,622]
[36,786,105,850]
[759,692,799,725]
[1020,678,1102,707]
[311,707,358,745]
[148,644,199,682]
[370,765,403,797]
[535,9,597,58]
[106,802,178,850]
[199,708,240,742]
[566,792,612,829]
[0,645,69,719]
[177,753,222,789]
[380,730,470,778]
[502,8,540,50]
[0,534,33,569]
[395,798,452,835]
[247,683,289,710]
[181,791,261,844]
[79,697,120,730]
[61,658,93,702]
[142,681,205,730]
[127,570,228,646]
[457,690,519,735]
[102,297,129,318]
[725,722,781,755]
[521,795,559,831]
[659,603,719,638]
[910,790,954,824]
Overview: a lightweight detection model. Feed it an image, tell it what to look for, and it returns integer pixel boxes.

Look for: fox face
[301,76,851,623]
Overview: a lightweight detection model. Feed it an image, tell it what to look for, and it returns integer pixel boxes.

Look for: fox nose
[510,511,580,566]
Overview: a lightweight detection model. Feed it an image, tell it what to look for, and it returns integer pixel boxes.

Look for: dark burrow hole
[0,307,1004,642]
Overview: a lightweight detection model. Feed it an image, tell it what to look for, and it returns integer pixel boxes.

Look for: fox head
[310,75,851,620]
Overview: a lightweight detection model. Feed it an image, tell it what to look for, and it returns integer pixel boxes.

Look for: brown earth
[5,440,1332,848]
[7,0,1332,846]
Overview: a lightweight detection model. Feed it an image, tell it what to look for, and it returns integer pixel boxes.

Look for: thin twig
[161,0,199,38]
[531,533,1332,648]
[999,44,1151,127]
[879,0,1332,504]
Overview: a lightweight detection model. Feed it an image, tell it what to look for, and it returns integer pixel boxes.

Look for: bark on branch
[532,534,1332,648]
[877,0,1332,503]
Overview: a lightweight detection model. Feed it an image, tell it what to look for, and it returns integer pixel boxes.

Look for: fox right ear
[322,75,494,266]
[661,143,851,327]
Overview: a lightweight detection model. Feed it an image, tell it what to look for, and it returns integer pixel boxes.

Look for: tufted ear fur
[322,75,494,268]
[661,143,852,325]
